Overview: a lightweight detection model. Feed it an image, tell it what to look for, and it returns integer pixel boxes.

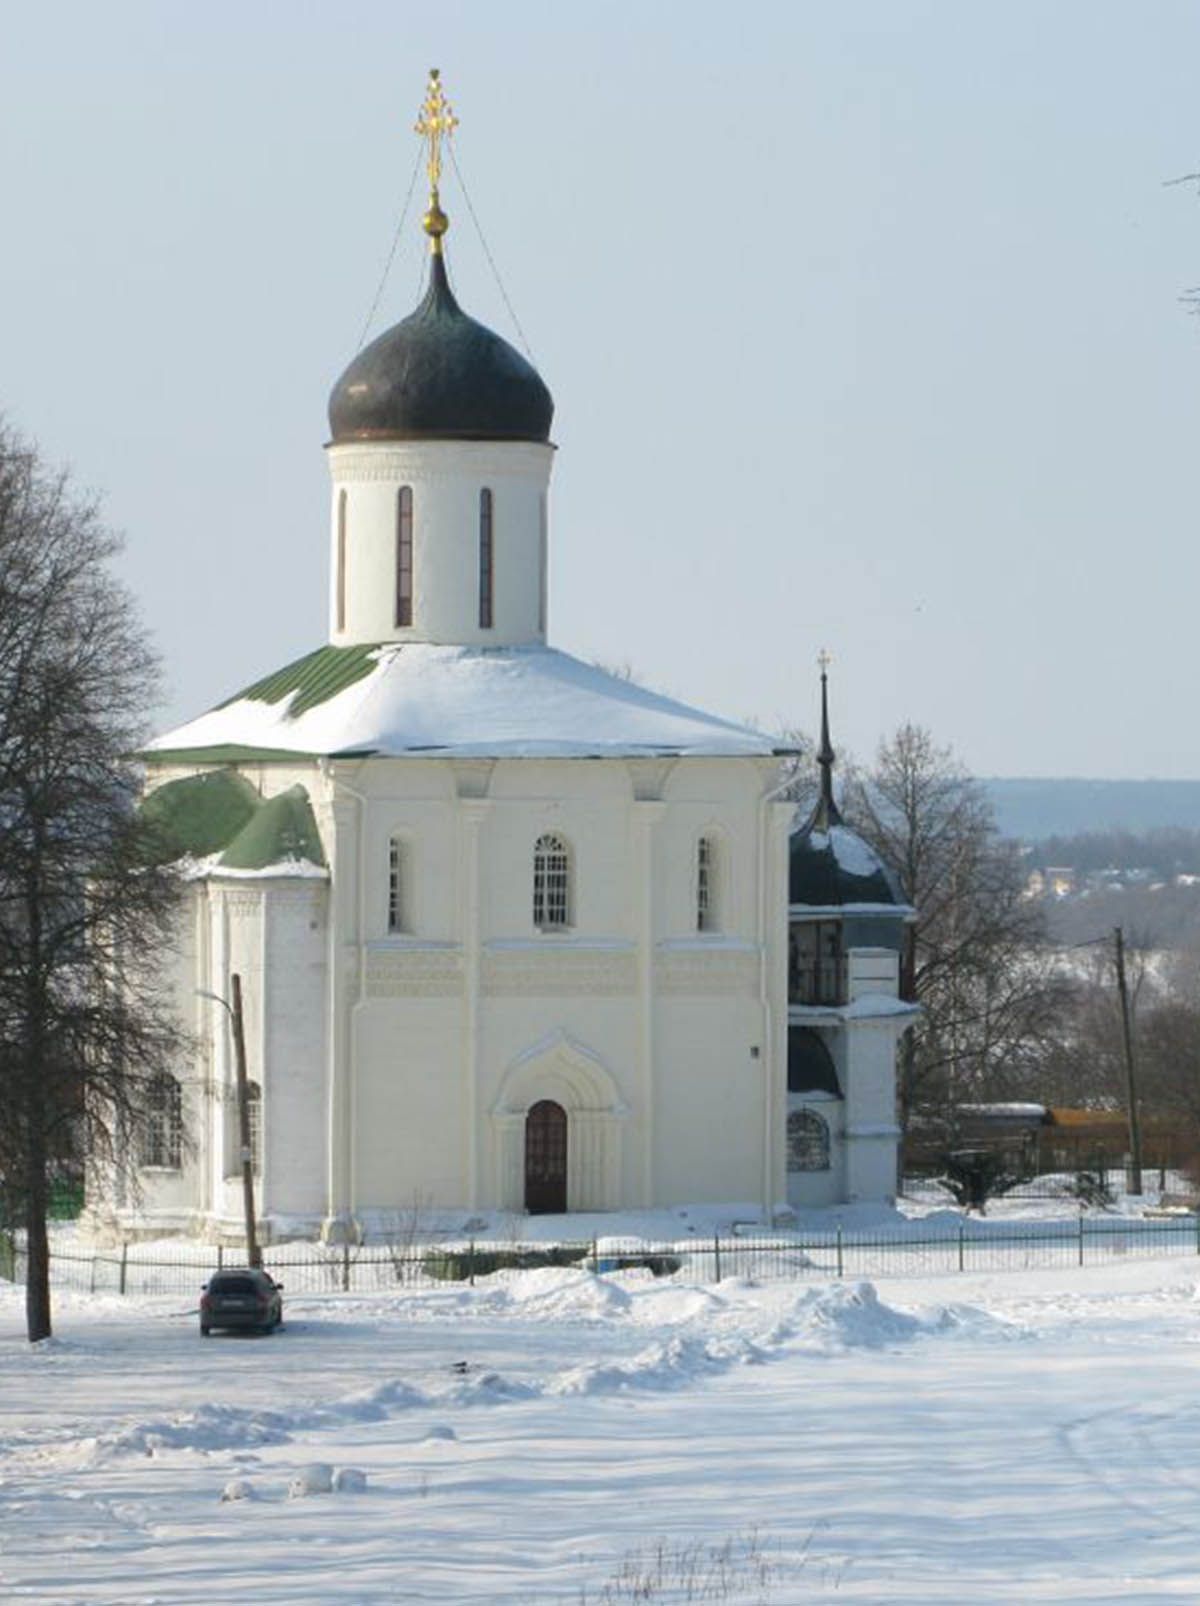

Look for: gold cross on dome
[415,68,458,194]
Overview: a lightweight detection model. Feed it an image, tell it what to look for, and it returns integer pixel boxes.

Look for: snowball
[288,1463,334,1498]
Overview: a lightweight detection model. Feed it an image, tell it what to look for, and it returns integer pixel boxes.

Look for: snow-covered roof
[145,643,787,762]
[959,1103,1047,1120]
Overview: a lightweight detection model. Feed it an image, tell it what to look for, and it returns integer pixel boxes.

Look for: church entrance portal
[524,1100,567,1213]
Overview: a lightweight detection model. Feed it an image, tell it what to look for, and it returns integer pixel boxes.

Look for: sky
[1,1,1197,779]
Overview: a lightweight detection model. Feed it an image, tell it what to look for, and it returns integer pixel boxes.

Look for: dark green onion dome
[328,254,554,444]
[788,821,904,909]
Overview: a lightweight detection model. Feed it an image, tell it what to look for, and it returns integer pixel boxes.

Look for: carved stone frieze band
[655,950,758,996]
[365,948,464,998]
[483,949,636,997]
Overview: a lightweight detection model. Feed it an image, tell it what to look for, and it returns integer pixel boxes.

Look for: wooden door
[524,1100,567,1214]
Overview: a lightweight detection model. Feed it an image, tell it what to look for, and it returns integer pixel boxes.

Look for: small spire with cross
[813,648,842,829]
[415,67,458,254]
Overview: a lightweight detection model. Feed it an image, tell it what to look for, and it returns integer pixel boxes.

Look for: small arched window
[388,835,406,933]
[696,835,718,932]
[336,489,348,633]
[224,1079,265,1182]
[479,487,494,629]
[246,1081,262,1176]
[139,1073,183,1169]
[787,1109,831,1173]
[224,1080,262,1178]
[395,486,414,628]
[533,832,571,930]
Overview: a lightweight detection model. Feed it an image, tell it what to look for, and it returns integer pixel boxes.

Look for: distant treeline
[1044,880,1200,950]
[1025,827,1200,878]
[985,778,1200,840]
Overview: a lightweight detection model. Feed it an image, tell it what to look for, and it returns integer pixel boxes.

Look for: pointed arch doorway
[525,1099,567,1214]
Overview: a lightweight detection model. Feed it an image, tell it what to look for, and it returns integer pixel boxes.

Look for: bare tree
[841,724,1066,1146]
[0,424,184,1341]
[772,725,819,813]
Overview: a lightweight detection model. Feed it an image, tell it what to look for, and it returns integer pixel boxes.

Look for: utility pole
[199,977,261,1268]
[1113,927,1144,1196]
[229,974,262,1269]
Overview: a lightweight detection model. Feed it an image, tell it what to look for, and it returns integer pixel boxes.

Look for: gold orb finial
[414,67,458,255]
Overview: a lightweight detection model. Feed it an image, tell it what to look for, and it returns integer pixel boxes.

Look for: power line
[447,141,537,364]
[354,146,424,353]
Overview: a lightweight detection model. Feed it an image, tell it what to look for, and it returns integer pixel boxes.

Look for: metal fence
[903,1165,1188,1207]
[5,1213,1200,1298]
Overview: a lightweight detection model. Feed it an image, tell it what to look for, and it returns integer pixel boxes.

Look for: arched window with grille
[533,832,571,930]
[786,1109,831,1172]
[225,1081,262,1178]
[246,1081,262,1176]
[395,485,414,628]
[478,487,494,629]
[388,834,406,933]
[696,835,719,932]
[139,1073,183,1169]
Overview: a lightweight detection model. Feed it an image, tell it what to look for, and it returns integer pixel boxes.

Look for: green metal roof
[139,770,326,873]
[220,643,381,719]
[141,744,328,766]
[139,769,260,859]
[219,785,326,871]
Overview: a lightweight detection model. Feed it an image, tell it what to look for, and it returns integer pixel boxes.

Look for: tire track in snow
[1060,1400,1200,1538]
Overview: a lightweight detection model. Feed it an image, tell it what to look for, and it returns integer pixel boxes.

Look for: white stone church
[101,75,917,1242]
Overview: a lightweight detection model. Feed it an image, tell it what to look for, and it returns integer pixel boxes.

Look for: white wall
[326,440,554,648]
[121,747,795,1232]
[324,752,785,1218]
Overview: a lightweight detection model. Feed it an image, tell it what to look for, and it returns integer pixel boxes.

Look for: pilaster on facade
[459,798,490,1211]
[322,790,360,1234]
[764,797,794,1209]
[633,800,666,1207]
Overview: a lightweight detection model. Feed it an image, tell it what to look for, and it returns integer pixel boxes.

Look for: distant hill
[984,779,1200,842]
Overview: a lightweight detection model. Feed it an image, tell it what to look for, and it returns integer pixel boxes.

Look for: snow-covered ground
[5,1253,1200,1602]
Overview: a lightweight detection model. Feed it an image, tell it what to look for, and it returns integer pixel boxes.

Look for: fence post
[217,1243,224,1271]
[90,1252,97,1294]
[469,1240,476,1288]
[713,1235,722,1283]
[1196,1209,1200,1256]
[591,1237,598,1275]
[958,1219,965,1273]
[342,1241,351,1293]
[119,1242,128,1296]
[836,1226,844,1279]
[1078,1212,1085,1268]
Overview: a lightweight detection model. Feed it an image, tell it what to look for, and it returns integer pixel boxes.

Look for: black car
[200,1268,284,1335]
